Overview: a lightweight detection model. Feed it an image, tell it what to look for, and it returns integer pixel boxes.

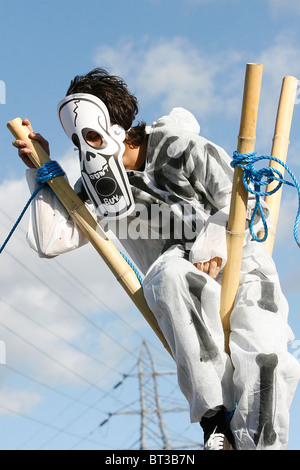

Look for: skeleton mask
[57,93,135,219]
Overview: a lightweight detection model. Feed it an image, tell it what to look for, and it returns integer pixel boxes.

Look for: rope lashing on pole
[231,151,300,247]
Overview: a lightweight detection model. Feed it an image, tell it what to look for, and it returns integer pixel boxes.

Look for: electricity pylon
[100,341,202,450]
[138,341,171,450]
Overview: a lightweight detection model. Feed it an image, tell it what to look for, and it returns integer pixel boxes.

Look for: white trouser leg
[143,245,234,422]
[230,242,300,450]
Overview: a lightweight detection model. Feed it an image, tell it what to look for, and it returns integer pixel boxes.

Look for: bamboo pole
[220,63,263,355]
[7,117,172,356]
[258,76,298,255]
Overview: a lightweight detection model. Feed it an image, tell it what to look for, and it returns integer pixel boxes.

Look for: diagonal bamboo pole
[7,117,172,357]
[220,63,263,355]
[258,75,298,255]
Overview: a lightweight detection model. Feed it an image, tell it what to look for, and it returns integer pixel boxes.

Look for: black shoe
[200,408,235,450]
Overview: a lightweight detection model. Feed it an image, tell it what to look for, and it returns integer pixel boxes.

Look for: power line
[0,211,165,360]
[16,348,142,450]
[0,318,109,392]
[4,363,104,412]
[36,360,140,450]
[0,401,112,449]
[0,237,202,450]
[0,299,143,417]
[3,248,137,358]
[0,296,125,376]
[0,211,180,449]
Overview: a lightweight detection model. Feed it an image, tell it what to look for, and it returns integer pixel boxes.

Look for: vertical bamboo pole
[220,63,263,355]
[7,117,172,356]
[259,76,298,255]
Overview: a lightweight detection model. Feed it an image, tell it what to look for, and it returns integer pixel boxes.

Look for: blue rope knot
[36,160,65,185]
[231,151,300,247]
[0,161,65,254]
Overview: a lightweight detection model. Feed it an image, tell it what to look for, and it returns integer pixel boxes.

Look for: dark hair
[67,68,146,146]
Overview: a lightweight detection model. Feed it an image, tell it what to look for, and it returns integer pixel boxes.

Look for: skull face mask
[57,93,135,219]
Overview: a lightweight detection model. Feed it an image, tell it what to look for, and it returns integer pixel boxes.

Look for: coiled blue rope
[0,161,65,254]
[231,151,300,247]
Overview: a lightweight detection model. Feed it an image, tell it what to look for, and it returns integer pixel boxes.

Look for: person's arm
[12,119,89,257]
[181,137,233,276]
[25,168,89,257]
[148,108,232,279]
[186,139,272,276]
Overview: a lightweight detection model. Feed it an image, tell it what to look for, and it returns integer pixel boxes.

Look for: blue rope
[231,151,300,247]
[0,161,65,254]
[118,250,144,286]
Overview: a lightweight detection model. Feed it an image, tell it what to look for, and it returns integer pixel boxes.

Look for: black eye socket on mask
[72,133,81,149]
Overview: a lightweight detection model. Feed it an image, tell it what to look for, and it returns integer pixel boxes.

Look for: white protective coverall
[26,108,300,450]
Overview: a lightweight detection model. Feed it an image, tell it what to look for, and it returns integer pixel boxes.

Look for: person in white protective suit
[13,68,300,451]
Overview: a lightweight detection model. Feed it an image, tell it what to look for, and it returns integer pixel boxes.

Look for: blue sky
[0,0,300,450]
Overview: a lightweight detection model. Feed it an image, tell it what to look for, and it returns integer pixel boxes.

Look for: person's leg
[230,242,300,450]
[143,245,235,424]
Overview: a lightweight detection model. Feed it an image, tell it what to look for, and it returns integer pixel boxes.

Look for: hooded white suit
[26,108,300,450]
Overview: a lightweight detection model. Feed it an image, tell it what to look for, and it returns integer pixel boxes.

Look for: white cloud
[272,193,298,246]
[254,33,300,150]
[2,32,300,422]
[94,34,300,160]
[93,34,300,242]
[0,151,151,416]
[93,34,300,296]
[0,387,41,416]
[268,0,300,17]
[94,37,243,120]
